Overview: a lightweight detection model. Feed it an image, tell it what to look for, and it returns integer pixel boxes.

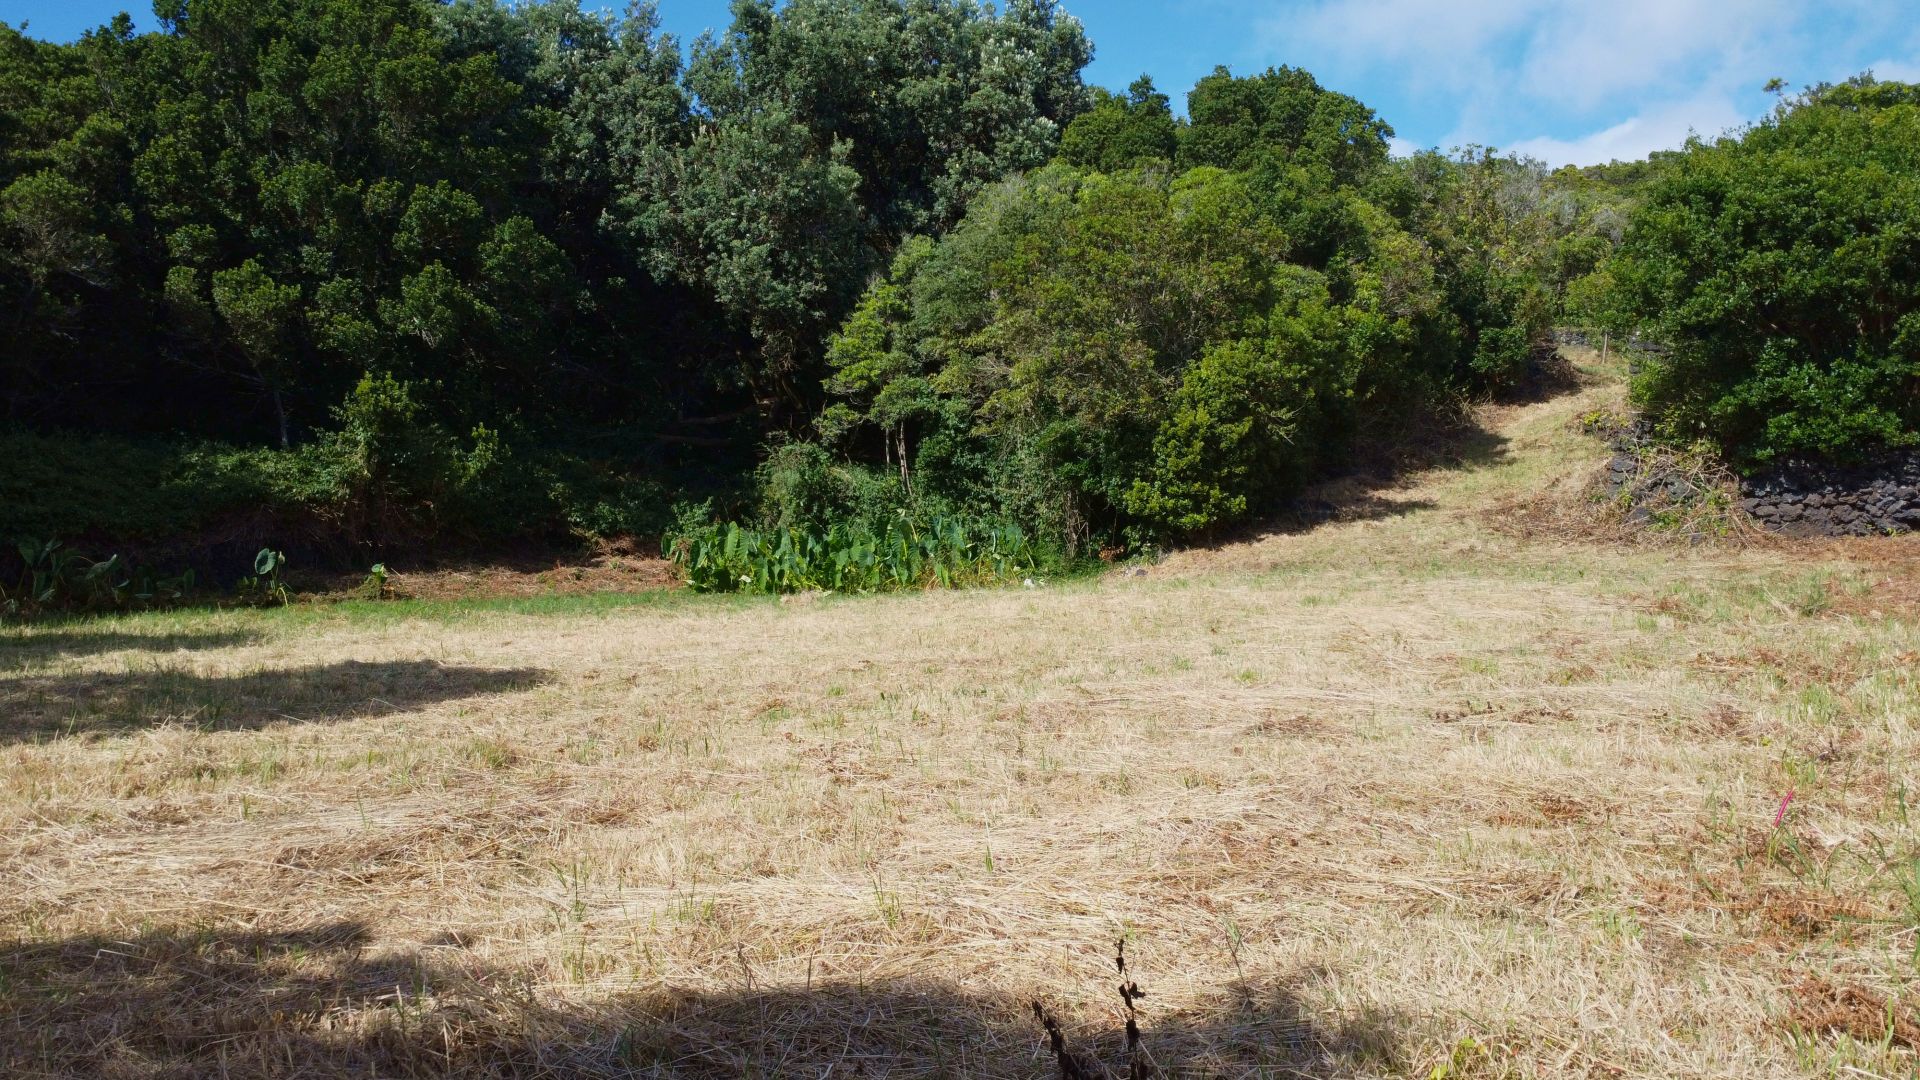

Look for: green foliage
[237,548,292,607]
[0,421,651,558]
[0,428,279,544]
[0,538,195,619]
[1179,65,1393,186]
[807,138,1552,552]
[1615,76,1920,466]
[668,516,1046,595]
[0,0,1096,566]
[4,539,127,616]
[1124,339,1301,533]
[619,0,1094,392]
[629,104,866,383]
[1393,149,1558,391]
[1059,76,1178,172]
[0,7,1608,581]
[754,441,908,536]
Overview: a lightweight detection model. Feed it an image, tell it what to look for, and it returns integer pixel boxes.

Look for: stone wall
[1600,418,1920,537]
[1739,453,1920,537]
[1568,332,1917,537]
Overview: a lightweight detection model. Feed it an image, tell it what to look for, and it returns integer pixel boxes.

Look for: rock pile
[1739,454,1920,537]
[1599,419,1919,537]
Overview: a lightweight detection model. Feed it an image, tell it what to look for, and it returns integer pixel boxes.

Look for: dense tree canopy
[812,69,1571,547]
[32,3,1880,577]
[0,0,1094,554]
[1058,75,1177,172]
[1615,77,1920,467]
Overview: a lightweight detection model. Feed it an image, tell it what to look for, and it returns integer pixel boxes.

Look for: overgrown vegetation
[0,0,1093,563]
[669,516,1045,595]
[5,3,1914,593]
[0,1,1637,593]
[0,539,194,618]
[1613,77,1920,469]
[811,78,1600,556]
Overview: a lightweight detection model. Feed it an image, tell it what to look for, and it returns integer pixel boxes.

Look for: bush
[1,403,674,568]
[0,429,284,544]
[754,441,907,535]
[0,538,194,618]
[1615,78,1920,467]
[667,516,1048,594]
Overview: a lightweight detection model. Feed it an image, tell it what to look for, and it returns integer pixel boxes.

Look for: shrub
[754,441,907,535]
[0,416,668,567]
[667,516,1047,595]
[1615,77,1920,467]
[0,430,274,544]
[0,539,196,619]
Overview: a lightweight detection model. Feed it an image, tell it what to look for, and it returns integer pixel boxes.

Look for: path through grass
[5,352,1919,1078]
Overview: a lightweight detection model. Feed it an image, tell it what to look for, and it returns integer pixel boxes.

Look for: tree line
[3,1,1912,585]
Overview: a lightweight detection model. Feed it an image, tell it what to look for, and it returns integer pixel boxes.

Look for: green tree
[1616,76,1920,465]
[1393,148,1555,391]
[644,0,1093,399]
[1180,65,1393,187]
[1059,75,1179,172]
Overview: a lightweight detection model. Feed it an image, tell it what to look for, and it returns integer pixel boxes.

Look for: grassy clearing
[4,351,1919,1078]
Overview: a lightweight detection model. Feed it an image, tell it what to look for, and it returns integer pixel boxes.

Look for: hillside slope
[4,352,1919,1079]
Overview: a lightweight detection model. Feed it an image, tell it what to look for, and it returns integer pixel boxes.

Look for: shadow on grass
[1198,422,1508,547]
[1190,343,1603,552]
[1499,344,1590,407]
[0,922,1404,1079]
[0,627,266,672]
[0,660,550,743]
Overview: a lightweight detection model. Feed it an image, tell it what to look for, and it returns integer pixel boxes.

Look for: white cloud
[1250,0,1914,164]
[1862,57,1920,83]
[1276,0,1784,105]
[1281,0,1538,93]
[1506,92,1748,165]
[1513,0,1786,110]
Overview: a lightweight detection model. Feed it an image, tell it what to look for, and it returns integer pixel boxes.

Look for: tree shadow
[0,659,550,743]
[1196,342,1602,551]
[1195,422,1505,547]
[1495,344,1589,407]
[622,980,1403,1079]
[0,627,265,672]
[1,922,1405,1078]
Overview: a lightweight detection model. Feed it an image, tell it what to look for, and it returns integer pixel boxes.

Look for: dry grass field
[5,351,1920,1079]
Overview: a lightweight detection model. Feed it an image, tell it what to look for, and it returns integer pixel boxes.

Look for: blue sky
[6,1,1918,165]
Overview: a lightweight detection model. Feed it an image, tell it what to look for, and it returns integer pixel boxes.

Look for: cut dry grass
[3,349,1918,1078]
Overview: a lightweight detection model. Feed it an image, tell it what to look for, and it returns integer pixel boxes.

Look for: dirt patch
[1681,704,1751,738]
[1656,869,1881,943]
[1788,977,1920,1049]
[1244,713,1334,738]
[374,552,675,601]
[1744,889,1877,939]
[1486,792,1612,828]
[1826,573,1920,620]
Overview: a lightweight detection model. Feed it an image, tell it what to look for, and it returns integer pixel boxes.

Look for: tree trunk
[272,387,290,450]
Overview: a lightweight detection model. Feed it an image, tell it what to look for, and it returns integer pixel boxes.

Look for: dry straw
[4,348,1919,1078]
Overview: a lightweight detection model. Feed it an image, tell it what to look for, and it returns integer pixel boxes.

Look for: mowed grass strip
[4,355,1919,1078]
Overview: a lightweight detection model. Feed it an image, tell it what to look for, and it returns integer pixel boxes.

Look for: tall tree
[1059,75,1179,173]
